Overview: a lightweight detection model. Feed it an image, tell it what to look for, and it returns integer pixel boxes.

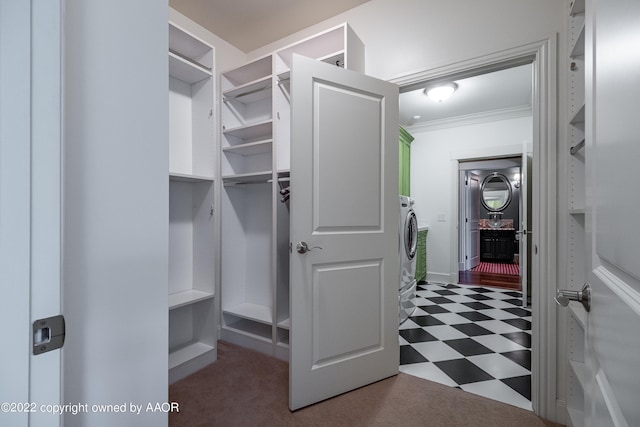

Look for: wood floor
[458,269,521,290]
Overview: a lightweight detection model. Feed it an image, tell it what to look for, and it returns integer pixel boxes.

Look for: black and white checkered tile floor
[399,281,532,410]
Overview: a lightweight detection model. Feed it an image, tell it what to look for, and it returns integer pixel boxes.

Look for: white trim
[406,105,532,133]
[390,37,558,421]
[426,272,457,285]
[450,143,530,162]
[594,266,640,317]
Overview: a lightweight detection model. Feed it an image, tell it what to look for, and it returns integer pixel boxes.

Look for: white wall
[247,0,565,82]
[63,1,169,426]
[409,116,533,282]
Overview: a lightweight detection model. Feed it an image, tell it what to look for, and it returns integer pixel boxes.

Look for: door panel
[0,2,32,425]
[520,145,530,307]
[314,82,382,230]
[466,173,481,270]
[290,54,399,410]
[583,0,640,425]
[1,2,63,426]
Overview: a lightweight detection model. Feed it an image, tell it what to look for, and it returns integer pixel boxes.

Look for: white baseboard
[426,272,455,284]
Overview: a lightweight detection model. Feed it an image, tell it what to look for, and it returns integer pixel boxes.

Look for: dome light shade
[424,82,458,102]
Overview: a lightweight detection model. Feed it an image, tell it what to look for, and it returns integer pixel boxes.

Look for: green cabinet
[416,229,427,283]
[399,127,414,197]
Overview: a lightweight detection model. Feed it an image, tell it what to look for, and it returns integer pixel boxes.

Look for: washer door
[404,210,418,260]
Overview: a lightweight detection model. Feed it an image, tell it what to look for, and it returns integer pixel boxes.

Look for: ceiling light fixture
[424,82,458,102]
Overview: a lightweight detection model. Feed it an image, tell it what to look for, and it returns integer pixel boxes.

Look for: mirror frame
[480,172,512,212]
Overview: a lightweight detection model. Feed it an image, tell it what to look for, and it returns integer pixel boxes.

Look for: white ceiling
[169,0,371,52]
[400,64,533,127]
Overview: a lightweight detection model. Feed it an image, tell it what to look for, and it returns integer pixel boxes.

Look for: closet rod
[570,139,585,155]
[223,179,270,187]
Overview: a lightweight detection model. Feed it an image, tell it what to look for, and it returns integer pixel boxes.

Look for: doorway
[393,39,557,417]
[458,157,525,292]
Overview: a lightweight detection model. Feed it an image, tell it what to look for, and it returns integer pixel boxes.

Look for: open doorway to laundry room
[394,58,538,411]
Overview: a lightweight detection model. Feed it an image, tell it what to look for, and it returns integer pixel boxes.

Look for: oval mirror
[480,173,512,212]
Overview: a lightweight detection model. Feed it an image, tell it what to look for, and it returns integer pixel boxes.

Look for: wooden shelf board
[169,172,214,183]
[222,139,273,156]
[224,302,273,324]
[169,341,215,370]
[169,289,214,310]
[169,52,212,84]
[223,120,273,140]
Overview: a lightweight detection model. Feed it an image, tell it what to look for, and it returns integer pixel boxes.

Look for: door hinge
[33,315,65,355]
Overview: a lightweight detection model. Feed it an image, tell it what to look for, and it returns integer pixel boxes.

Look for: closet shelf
[570,0,585,16]
[567,407,585,427]
[223,120,273,140]
[222,139,273,156]
[569,360,589,388]
[569,208,586,215]
[223,302,273,325]
[569,301,588,328]
[277,318,291,330]
[169,52,212,84]
[169,341,215,370]
[223,75,272,103]
[277,50,345,80]
[317,50,345,67]
[223,171,273,185]
[169,172,214,183]
[570,24,586,58]
[570,104,586,124]
[169,289,214,310]
[222,56,272,88]
[169,23,212,63]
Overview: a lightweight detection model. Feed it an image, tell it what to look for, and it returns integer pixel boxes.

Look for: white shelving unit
[168,21,216,383]
[565,0,588,425]
[219,23,364,359]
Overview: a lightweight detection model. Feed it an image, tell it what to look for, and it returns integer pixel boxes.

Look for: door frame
[1,1,64,425]
[390,38,558,420]
[459,170,481,272]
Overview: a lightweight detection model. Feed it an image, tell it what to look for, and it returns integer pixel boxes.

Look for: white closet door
[289,54,399,410]
[581,0,640,425]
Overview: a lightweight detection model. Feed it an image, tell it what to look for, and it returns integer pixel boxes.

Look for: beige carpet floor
[169,341,562,427]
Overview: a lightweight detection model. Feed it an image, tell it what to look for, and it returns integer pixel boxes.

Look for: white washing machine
[399,195,418,324]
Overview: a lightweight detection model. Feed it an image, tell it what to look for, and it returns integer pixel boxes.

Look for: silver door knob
[296,242,322,254]
[555,283,591,312]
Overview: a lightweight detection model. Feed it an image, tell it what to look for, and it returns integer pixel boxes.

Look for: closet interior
[219,24,364,360]
[167,21,217,383]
